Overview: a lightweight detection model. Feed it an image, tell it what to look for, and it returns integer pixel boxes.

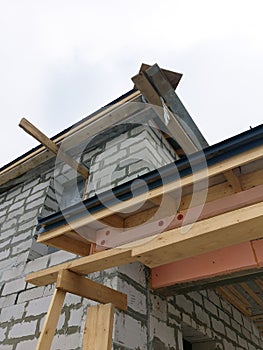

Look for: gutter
[37,124,263,233]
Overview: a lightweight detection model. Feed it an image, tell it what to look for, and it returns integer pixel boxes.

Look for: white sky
[0,0,262,168]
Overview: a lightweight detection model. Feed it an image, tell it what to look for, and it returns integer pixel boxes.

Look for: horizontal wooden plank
[26,247,134,287]
[151,241,259,289]
[28,200,263,289]
[96,184,263,248]
[132,201,263,267]
[47,235,91,256]
[56,270,127,310]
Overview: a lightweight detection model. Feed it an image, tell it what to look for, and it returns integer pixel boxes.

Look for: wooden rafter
[240,282,263,309]
[216,286,252,316]
[255,278,263,291]
[226,285,251,308]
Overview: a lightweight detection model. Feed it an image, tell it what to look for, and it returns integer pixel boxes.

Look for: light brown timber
[82,303,115,350]
[19,118,89,179]
[36,288,66,350]
[56,270,127,310]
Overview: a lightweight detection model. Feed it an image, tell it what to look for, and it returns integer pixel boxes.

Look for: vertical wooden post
[36,288,66,350]
[82,303,115,350]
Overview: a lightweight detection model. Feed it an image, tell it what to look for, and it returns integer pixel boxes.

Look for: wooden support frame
[36,269,127,350]
[26,247,134,286]
[95,184,263,248]
[56,269,127,310]
[132,201,263,268]
[36,143,263,245]
[27,200,263,287]
[82,303,115,350]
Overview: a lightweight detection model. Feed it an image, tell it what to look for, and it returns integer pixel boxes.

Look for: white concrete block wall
[0,125,263,350]
[84,125,175,198]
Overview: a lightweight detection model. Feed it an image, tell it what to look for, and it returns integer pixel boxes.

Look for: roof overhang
[35,124,263,255]
[0,63,208,188]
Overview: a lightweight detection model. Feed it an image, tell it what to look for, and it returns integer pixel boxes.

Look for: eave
[32,124,263,256]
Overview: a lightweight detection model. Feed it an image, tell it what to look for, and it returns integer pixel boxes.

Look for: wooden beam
[255,278,263,291]
[82,303,115,350]
[36,288,66,350]
[45,168,262,253]
[37,144,263,244]
[148,65,246,176]
[96,184,263,249]
[223,170,242,193]
[56,270,127,310]
[100,214,124,228]
[240,282,263,309]
[242,168,263,190]
[124,206,158,228]
[251,313,263,320]
[47,235,91,256]
[227,285,251,308]
[151,241,260,290]
[132,71,199,154]
[216,286,251,316]
[132,201,263,268]
[0,90,141,186]
[138,63,183,90]
[28,200,263,288]
[144,64,208,149]
[26,247,134,287]
[19,118,89,179]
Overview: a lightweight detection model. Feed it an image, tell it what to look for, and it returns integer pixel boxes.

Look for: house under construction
[0,63,263,349]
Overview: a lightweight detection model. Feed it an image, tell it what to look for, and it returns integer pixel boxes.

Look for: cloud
[0,0,262,167]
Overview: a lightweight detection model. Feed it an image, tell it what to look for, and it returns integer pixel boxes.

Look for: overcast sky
[0,0,262,168]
